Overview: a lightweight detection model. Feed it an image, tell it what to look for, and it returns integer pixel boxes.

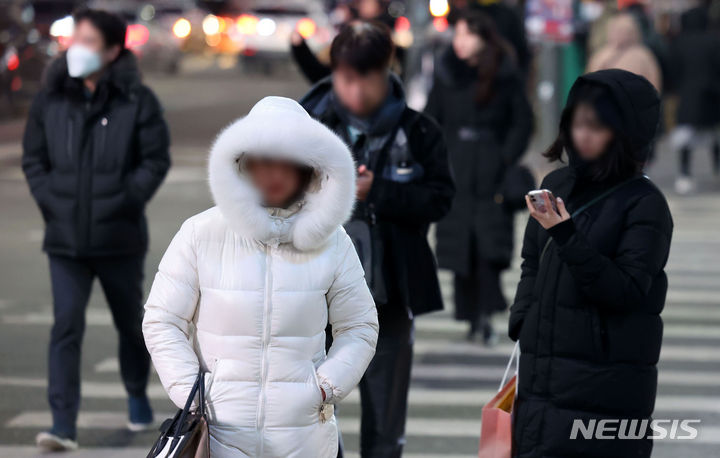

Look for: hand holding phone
[527,189,558,214]
[525,189,571,230]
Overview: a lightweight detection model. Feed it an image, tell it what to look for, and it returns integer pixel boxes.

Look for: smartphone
[528,189,558,214]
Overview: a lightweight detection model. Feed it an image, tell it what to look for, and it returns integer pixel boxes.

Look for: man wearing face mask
[22,8,170,452]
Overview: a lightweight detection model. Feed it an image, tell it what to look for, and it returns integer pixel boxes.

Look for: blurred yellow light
[205,33,221,47]
[203,14,220,35]
[429,0,449,17]
[296,18,316,39]
[173,18,192,38]
[237,14,259,35]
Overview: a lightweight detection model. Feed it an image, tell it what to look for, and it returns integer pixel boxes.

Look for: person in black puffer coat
[425,10,532,344]
[22,9,169,451]
[510,69,673,458]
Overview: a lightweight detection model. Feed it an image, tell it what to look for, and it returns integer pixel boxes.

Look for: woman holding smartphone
[510,70,672,458]
[143,97,378,457]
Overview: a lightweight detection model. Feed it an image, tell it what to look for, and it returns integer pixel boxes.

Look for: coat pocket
[203,359,221,419]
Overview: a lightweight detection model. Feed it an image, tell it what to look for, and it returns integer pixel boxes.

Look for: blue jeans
[47,255,150,439]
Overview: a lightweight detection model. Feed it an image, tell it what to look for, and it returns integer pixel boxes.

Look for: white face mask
[66,44,102,78]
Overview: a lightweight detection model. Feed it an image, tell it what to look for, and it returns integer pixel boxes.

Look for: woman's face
[245,158,303,208]
[571,103,614,161]
[453,20,484,62]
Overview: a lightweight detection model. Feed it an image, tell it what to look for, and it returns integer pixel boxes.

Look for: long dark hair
[456,10,515,104]
[544,85,642,182]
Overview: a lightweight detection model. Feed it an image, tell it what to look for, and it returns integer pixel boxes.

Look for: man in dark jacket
[301,21,454,458]
[509,70,672,458]
[22,9,170,451]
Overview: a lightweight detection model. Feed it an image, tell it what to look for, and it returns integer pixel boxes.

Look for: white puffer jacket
[143,97,378,457]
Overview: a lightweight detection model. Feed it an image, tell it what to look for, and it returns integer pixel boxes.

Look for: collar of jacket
[43,49,142,98]
[301,73,407,130]
[208,96,356,251]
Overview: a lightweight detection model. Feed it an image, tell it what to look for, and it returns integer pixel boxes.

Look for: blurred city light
[202,14,220,36]
[236,14,259,35]
[432,16,449,32]
[429,0,450,18]
[126,24,149,49]
[49,15,73,38]
[256,18,276,37]
[172,18,192,39]
[296,18,317,39]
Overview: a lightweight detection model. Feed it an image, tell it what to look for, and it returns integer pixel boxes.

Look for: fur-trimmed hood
[208,96,356,251]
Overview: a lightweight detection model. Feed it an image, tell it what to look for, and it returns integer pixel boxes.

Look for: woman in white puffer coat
[142,96,379,457]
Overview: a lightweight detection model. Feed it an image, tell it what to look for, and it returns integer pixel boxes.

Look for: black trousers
[454,257,507,323]
[358,304,414,458]
[47,255,150,439]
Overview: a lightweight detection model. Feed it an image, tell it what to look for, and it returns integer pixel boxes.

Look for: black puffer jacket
[22,50,170,257]
[301,76,455,316]
[425,49,532,273]
[509,70,673,458]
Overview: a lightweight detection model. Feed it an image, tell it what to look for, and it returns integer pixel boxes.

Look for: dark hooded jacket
[671,6,720,127]
[509,70,673,458]
[425,49,532,274]
[22,50,170,257]
[301,75,455,316]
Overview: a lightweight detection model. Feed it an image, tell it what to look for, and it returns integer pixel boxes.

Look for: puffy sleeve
[316,230,379,404]
[551,191,673,311]
[142,219,201,408]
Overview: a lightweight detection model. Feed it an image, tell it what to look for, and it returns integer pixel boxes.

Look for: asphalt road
[0,62,719,458]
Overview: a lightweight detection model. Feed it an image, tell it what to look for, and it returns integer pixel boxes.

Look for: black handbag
[497,164,536,211]
[147,371,210,458]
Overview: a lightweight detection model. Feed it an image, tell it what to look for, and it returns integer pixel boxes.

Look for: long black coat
[22,50,170,257]
[671,7,720,127]
[509,168,673,457]
[510,69,671,458]
[425,51,532,274]
[302,77,455,316]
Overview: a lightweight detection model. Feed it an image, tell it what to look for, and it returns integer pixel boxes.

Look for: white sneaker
[675,176,697,195]
[127,420,154,432]
[36,431,78,452]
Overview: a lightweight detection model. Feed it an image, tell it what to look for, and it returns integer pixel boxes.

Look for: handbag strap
[499,341,519,392]
[168,370,205,453]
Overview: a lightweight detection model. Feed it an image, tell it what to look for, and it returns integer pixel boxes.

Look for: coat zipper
[66,120,73,160]
[256,242,274,455]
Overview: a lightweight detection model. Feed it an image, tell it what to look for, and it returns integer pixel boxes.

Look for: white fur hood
[208,96,356,251]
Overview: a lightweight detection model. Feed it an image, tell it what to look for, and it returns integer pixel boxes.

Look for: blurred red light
[11,75,22,91]
[7,53,19,71]
[433,17,449,33]
[126,24,149,49]
[395,16,411,32]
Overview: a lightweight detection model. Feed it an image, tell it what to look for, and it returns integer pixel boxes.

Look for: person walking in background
[22,8,170,451]
[587,12,662,91]
[467,0,531,77]
[143,96,378,457]
[670,5,720,195]
[510,70,672,458]
[425,10,532,344]
[301,21,454,458]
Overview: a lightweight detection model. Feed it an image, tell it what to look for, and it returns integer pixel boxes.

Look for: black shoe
[482,320,498,347]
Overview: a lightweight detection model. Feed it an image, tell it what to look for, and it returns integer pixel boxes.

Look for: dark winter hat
[566,69,660,162]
